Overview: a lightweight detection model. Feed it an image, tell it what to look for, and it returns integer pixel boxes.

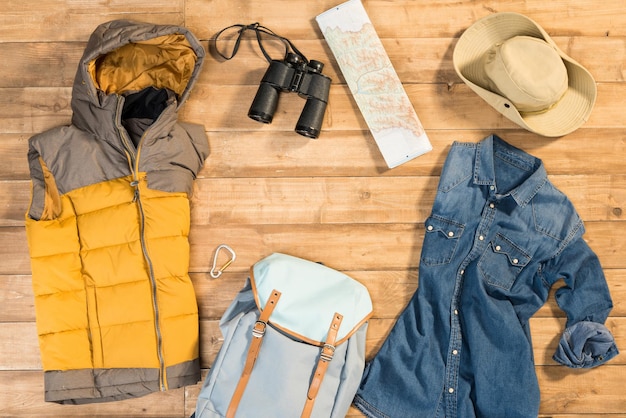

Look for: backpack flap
[250,253,373,346]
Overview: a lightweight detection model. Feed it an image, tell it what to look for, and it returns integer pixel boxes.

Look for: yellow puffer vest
[25,20,208,404]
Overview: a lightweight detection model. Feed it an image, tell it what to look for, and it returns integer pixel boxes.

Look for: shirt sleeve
[542,234,619,368]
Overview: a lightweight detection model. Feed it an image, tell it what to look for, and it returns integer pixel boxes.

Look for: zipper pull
[130,180,139,203]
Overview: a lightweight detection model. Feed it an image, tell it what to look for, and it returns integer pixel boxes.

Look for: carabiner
[210,244,237,278]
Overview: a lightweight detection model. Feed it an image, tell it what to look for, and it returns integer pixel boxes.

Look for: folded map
[316,0,432,168]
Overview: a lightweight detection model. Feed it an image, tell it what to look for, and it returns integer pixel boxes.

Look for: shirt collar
[474,135,548,207]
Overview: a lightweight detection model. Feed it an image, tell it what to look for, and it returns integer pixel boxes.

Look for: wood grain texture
[1,316,624,371]
[0,0,624,417]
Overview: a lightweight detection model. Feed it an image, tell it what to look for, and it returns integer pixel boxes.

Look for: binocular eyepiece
[248,53,331,139]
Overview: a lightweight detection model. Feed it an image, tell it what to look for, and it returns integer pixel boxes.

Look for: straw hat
[453,12,597,137]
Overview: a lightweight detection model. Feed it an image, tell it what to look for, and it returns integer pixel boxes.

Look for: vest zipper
[133,180,167,391]
[116,96,168,392]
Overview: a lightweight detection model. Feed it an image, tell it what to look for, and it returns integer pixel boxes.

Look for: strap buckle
[320,343,335,362]
[252,320,267,338]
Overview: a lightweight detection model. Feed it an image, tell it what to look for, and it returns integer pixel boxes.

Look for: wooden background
[0,0,624,416]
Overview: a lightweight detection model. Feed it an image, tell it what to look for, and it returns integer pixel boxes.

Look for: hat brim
[453,12,597,137]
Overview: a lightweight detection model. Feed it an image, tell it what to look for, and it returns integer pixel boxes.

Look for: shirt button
[460,270,465,275]
[454,310,459,315]
[448,388,455,394]
[489,203,495,209]
[478,235,484,241]
[427,225,433,231]
[490,185,495,191]
[448,231,454,237]
[495,245,501,251]
[513,258,519,264]
[452,349,458,355]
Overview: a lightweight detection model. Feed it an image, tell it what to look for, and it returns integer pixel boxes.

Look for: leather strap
[226,289,281,418]
[301,312,344,418]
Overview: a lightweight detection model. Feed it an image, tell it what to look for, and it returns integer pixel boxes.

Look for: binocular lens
[248,83,279,124]
[295,98,327,139]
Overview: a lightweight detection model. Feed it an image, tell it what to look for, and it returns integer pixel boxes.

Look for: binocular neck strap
[213,22,308,64]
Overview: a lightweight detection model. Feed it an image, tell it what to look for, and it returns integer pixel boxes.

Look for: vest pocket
[478,234,531,291]
[420,216,464,266]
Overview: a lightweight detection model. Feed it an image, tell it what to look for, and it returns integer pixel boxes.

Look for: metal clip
[210,244,236,278]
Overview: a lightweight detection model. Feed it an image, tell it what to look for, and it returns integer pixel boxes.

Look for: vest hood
[71,20,205,137]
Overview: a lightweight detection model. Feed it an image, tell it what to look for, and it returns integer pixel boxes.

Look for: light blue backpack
[194,253,373,418]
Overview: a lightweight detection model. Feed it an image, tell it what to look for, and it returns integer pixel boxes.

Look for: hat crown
[484,36,568,113]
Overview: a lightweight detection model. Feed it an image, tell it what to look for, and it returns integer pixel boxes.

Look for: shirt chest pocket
[478,233,531,291]
[421,216,465,266]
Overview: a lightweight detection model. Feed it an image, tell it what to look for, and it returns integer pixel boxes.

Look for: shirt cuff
[553,321,619,368]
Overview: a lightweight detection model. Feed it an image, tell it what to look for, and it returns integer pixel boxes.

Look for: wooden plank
[5,82,623,135]
[372,316,625,369]
[362,317,625,367]
[0,371,185,417]
[2,320,622,409]
[184,82,626,132]
[155,269,626,321]
[198,125,626,178]
[189,175,626,225]
[4,130,626,180]
[0,275,34,322]
[0,134,31,180]
[7,222,420,274]
[3,221,626,274]
[197,128,626,178]
[192,270,420,320]
[0,87,72,134]
[0,43,85,88]
[0,227,32,274]
[2,35,622,89]
[348,407,626,417]
[2,268,624,323]
[3,316,622,371]
[4,176,439,227]
[0,1,183,42]
[5,320,624,415]
[192,36,626,86]
[186,221,626,272]
[0,322,41,370]
[348,412,626,418]
[537,364,626,414]
[185,0,626,39]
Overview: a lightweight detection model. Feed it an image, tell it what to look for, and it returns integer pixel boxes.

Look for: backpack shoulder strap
[301,312,344,418]
[226,289,282,418]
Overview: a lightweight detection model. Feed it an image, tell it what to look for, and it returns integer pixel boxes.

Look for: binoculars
[248,52,331,139]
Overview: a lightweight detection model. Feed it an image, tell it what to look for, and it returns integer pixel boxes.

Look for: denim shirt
[354,135,618,418]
